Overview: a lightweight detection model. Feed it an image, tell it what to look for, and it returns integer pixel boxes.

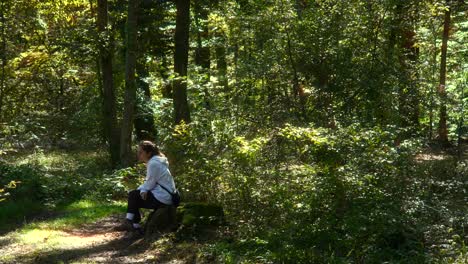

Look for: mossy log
[144,202,224,240]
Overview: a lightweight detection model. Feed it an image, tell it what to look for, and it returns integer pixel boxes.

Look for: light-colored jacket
[137,155,175,205]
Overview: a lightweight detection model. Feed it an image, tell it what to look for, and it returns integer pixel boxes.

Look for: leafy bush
[86,163,146,201]
[164,120,466,262]
[0,162,46,227]
[0,162,45,201]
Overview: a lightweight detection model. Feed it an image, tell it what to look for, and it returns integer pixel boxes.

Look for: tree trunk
[0,0,8,123]
[216,45,228,92]
[120,0,139,167]
[134,60,157,142]
[285,28,305,120]
[391,2,419,134]
[173,0,191,124]
[194,2,210,70]
[160,56,172,99]
[398,29,420,132]
[438,6,450,144]
[194,1,211,109]
[97,0,120,168]
[429,28,438,140]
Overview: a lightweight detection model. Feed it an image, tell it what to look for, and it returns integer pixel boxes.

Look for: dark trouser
[127,189,165,223]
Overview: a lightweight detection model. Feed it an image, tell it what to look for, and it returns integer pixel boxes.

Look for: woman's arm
[137,162,162,193]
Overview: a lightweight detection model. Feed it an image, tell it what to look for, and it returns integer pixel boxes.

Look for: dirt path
[0,214,200,264]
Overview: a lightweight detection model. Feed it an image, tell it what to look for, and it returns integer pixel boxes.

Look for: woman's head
[137,140,161,162]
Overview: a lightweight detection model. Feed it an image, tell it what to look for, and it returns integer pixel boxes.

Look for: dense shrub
[87,163,146,201]
[0,162,45,202]
[0,162,46,226]
[161,120,466,262]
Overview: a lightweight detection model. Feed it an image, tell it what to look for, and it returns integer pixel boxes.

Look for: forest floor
[0,211,207,264]
[0,149,221,264]
[0,143,466,263]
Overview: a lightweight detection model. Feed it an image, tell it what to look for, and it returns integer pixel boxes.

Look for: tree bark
[97,0,120,168]
[134,60,157,142]
[194,2,210,70]
[215,45,228,92]
[194,1,211,108]
[120,0,139,167]
[391,2,420,133]
[173,0,191,124]
[160,56,173,99]
[0,0,8,123]
[438,5,450,144]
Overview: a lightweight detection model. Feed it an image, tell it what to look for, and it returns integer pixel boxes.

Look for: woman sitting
[119,140,176,235]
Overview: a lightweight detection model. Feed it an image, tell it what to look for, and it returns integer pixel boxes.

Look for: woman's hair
[138,140,164,157]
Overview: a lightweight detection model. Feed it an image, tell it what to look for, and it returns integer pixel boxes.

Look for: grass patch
[0,199,126,263]
[23,199,126,231]
[0,149,116,230]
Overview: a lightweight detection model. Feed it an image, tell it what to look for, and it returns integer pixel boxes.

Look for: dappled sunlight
[9,150,108,172]
[0,199,128,263]
[415,152,450,162]
[0,215,126,263]
[17,200,126,231]
[16,227,116,247]
[1,0,466,261]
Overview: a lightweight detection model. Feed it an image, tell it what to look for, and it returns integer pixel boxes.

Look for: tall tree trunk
[97,0,120,167]
[194,2,210,70]
[0,0,8,123]
[429,25,438,140]
[438,5,450,144]
[285,28,305,120]
[134,60,157,142]
[399,29,420,131]
[160,56,172,98]
[216,44,228,92]
[173,0,191,124]
[392,2,419,134]
[194,1,211,109]
[212,1,227,94]
[120,0,139,167]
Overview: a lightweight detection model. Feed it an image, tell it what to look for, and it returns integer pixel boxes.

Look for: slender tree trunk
[438,6,450,144]
[392,2,419,133]
[429,27,438,140]
[399,29,420,130]
[97,0,120,167]
[213,0,227,94]
[120,0,139,167]
[285,29,305,120]
[173,0,191,124]
[0,0,8,123]
[194,1,211,109]
[457,80,464,159]
[160,56,172,98]
[194,2,210,70]
[134,60,157,142]
[216,44,228,92]
[284,0,306,120]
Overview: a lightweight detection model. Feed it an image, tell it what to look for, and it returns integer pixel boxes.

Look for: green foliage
[0,162,46,229]
[0,162,44,201]
[24,200,126,230]
[0,0,466,262]
[177,202,224,227]
[89,163,146,201]
[0,180,19,202]
[0,149,118,227]
[164,119,465,262]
